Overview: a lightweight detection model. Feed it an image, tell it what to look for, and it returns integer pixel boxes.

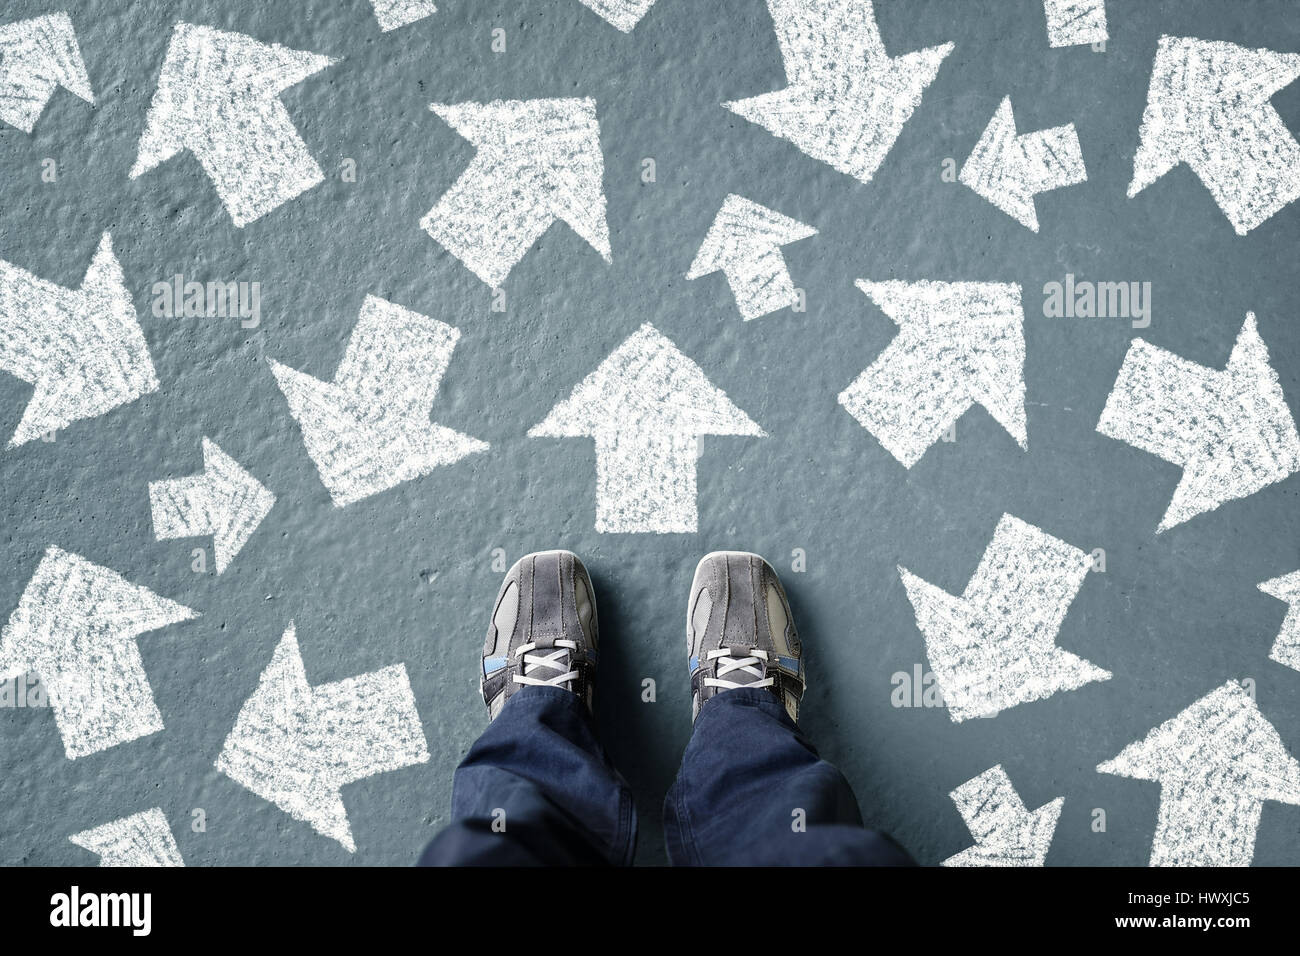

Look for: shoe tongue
[717,646,766,685]
[524,635,571,683]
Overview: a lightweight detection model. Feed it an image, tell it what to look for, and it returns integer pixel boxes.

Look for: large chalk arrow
[70,808,184,867]
[421,97,611,287]
[270,295,487,508]
[0,12,93,133]
[1260,570,1300,672]
[1096,313,1300,531]
[959,97,1087,232]
[149,438,275,574]
[0,233,159,447]
[899,514,1110,723]
[1129,36,1300,235]
[216,623,430,852]
[0,547,197,759]
[530,323,764,533]
[1044,0,1107,49]
[687,194,817,320]
[942,765,1063,867]
[838,280,1027,468]
[1099,681,1300,867]
[369,0,437,32]
[578,0,656,32]
[131,23,336,228]
[724,0,952,183]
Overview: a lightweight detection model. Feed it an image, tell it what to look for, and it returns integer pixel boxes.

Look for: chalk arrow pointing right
[0,12,93,133]
[942,765,1063,867]
[1096,313,1300,531]
[1260,571,1300,672]
[70,809,184,867]
[369,0,437,32]
[578,0,657,32]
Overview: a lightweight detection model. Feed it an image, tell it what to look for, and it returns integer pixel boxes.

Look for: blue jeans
[419,685,913,866]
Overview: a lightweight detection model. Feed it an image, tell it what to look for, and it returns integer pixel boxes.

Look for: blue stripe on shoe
[688,655,699,674]
[483,655,508,675]
[778,655,801,674]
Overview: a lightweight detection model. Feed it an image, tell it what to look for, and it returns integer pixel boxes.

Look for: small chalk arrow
[724,0,952,183]
[578,0,657,32]
[1129,36,1300,235]
[0,12,93,133]
[0,233,158,447]
[270,295,487,508]
[369,0,437,32]
[838,280,1027,468]
[899,514,1110,723]
[687,195,817,320]
[1260,570,1300,672]
[959,97,1087,232]
[149,438,275,574]
[1044,0,1107,49]
[942,765,1063,867]
[0,547,197,759]
[70,809,184,867]
[1096,313,1300,531]
[422,97,611,287]
[131,23,336,228]
[216,623,430,852]
[530,323,764,533]
[1099,680,1300,867]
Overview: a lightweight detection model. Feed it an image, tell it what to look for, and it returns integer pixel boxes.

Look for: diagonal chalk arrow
[270,295,487,508]
[724,0,952,183]
[959,96,1087,232]
[898,514,1111,723]
[530,323,764,533]
[0,12,93,133]
[1099,680,1300,867]
[1129,36,1300,235]
[687,194,817,320]
[1260,570,1300,673]
[0,233,159,447]
[216,623,430,852]
[131,23,336,228]
[1096,313,1300,532]
[1044,0,1107,49]
[369,0,437,32]
[422,97,611,287]
[0,547,197,759]
[149,438,275,574]
[70,808,184,867]
[838,280,1027,468]
[578,0,657,32]
[942,765,1063,867]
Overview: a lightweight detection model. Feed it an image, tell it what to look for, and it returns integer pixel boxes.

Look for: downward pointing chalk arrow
[369,0,437,32]
[0,233,159,447]
[899,514,1110,722]
[216,624,430,852]
[578,0,657,32]
[131,23,336,228]
[942,765,1063,867]
[149,438,275,574]
[422,97,611,287]
[1099,681,1300,867]
[724,0,952,183]
[838,280,1027,468]
[1044,0,1107,49]
[1096,313,1300,531]
[0,547,197,759]
[0,12,93,133]
[959,97,1087,232]
[1129,36,1300,235]
[70,809,184,867]
[530,323,764,533]
[1260,571,1300,673]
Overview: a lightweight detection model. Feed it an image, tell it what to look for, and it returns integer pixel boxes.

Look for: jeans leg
[419,685,637,866]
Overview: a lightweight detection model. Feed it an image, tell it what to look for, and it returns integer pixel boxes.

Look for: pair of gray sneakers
[481,551,806,724]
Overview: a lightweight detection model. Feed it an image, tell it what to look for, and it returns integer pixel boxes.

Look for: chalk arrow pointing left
[1260,571,1300,673]
[942,765,1063,867]
[70,809,184,867]
[0,12,93,133]
[530,323,764,533]
[131,23,336,228]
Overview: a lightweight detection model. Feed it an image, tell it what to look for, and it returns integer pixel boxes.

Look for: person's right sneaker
[686,551,805,723]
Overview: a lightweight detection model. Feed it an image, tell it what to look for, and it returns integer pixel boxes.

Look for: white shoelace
[513,640,579,688]
[703,647,774,690]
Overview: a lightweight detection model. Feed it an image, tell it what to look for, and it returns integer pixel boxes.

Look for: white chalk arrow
[959,97,1087,232]
[1096,313,1300,531]
[942,765,1063,867]
[1044,0,1107,49]
[838,280,1027,468]
[0,547,197,759]
[578,0,656,32]
[1129,36,1300,235]
[724,0,952,183]
[421,97,611,287]
[0,12,93,133]
[687,195,817,320]
[70,808,184,867]
[149,438,275,574]
[1099,681,1300,867]
[216,623,430,852]
[1260,571,1300,672]
[131,23,336,228]
[0,233,159,447]
[529,323,764,533]
[899,514,1110,723]
[270,295,487,508]
[369,0,437,32]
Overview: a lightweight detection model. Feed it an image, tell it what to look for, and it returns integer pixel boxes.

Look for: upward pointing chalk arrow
[369,0,437,32]
[942,765,1063,867]
[1260,570,1300,673]
[577,0,657,32]
[530,323,764,533]
[1099,681,1300,867]
[0,12,93,133]
[70,809,184,867]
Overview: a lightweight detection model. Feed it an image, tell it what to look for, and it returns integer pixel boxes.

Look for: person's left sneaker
[480,550,599,719]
